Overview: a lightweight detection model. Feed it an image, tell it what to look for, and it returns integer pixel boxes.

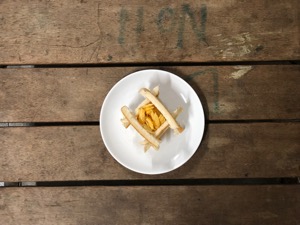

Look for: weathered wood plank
[0,123,299,181]
[0,65,299,122]
[0,0,298,64]
[0,186,299,225]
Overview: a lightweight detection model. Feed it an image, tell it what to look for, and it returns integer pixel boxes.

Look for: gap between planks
[1,177,299,187]
[0,60,299,69]
[0,119,299,128]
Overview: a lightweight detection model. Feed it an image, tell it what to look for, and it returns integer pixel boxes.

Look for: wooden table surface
[0,1,299,224]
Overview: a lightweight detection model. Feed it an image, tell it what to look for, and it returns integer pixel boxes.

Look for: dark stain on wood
[177,4,207,48]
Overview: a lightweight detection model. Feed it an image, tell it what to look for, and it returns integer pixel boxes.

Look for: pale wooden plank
[0,0,298,64]
[0,123,299,181]
[0,186,299,225]
[0,65,299,122]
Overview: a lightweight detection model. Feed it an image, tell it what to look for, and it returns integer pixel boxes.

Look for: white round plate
[100,69,205,174]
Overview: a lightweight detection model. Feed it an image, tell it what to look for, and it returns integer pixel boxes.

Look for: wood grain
[0,186,299,225]
[0,123,299,182]
[0,65,299,122]
[0,0,298,64]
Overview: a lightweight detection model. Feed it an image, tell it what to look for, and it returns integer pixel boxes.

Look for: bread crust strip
[155,107,183,138]
[139,88,184,134]
[135,86,159,114]
[121,106,160,150]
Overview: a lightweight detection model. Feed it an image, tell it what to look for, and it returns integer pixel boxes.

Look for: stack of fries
[121,86,184,152]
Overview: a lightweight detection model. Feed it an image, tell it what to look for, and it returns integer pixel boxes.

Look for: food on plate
[121,86,184,151]
[137,103,166,132]
[141,107,183,151]
[121,86,159,128]
[121,106,160,150]
[139,88,184,134]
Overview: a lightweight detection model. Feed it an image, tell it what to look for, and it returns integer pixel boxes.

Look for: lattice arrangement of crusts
[121,86,184,151]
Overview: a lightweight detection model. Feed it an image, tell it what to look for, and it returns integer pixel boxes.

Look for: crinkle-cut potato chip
[138,108,146,124]
[137,102,165,132]
[145,116,155,130]
[121,86,184,151]
[151,112,160,130]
